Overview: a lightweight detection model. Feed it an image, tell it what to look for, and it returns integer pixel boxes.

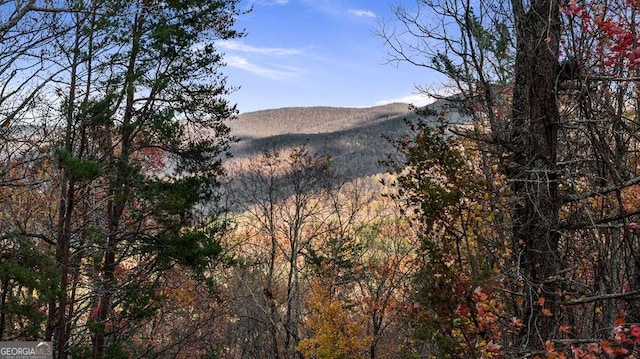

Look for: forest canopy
[3,0,640,358]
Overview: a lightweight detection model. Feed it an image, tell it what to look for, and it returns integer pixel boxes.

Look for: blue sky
[221,0,442,113]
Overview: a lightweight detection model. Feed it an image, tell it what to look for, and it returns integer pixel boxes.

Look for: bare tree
[225,146,398,358]
[227,147,336,358]
[381,0,640,354]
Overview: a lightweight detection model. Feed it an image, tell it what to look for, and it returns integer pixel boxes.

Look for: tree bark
[510,0,561,349]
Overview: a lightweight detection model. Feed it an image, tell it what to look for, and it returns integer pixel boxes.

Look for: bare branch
[564,290,640,306]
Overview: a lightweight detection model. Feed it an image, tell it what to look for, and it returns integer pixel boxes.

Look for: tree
[0,1,71,128]
[355,198,420,359]
[226,146,336,359]
[224,146,404,358]
[66,1,240,356]
[0,0,243,357]
[384,121,510,358]
[297,280,372,359]
[382,0,640,355]
[0,6,73,343]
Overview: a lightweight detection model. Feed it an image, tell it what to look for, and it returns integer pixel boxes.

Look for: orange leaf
[587,343,600,354]
[538,297,546,307]
[545,340,555,352]
[542,308,553,317]
[511,317,524,328]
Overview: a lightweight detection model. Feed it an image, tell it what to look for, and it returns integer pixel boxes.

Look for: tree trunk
[51,15,85,355]
[268,232,280,359]
[510,0,561,349]
[0,277,9,340]
[54,182,74,359]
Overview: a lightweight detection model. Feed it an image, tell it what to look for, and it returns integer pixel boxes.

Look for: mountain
[226,99,466,180]
[230,103,412,138]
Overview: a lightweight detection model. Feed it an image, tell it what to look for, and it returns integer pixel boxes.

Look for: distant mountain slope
[227,99,465,179]
[230,103,412,138]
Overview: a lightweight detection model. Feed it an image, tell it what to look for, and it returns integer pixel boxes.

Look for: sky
[220,0,443,113]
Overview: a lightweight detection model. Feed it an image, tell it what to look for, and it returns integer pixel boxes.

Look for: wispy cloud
[348,9,376,18]
[252,0,289,6]
[218,39,311,80]
[225,56,304,80]
[375,93,436,107]
[217,40,305,56]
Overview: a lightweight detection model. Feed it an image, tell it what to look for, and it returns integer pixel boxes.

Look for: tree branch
[585,76,640,82]
[562,176,640,204]
[564,290,640,306]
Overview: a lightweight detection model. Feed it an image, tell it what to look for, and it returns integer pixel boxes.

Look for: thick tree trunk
[510,0,561,349]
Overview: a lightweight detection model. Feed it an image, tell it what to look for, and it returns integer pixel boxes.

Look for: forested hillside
[228,99,467,180]
[231,103,412,138]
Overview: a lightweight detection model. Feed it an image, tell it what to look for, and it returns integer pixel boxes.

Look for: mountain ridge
[226,98,465,180]
[230,102,413,138]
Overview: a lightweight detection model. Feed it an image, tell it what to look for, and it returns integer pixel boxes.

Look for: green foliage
[136,176,226,276]
[387,119,502,357]
[143,178,200,216]
[154,227,223,276]
[409,241,467,357]
[55,149,102,182]
[0,233,58,339]
[467,13,511,61]
[84,94,117,127]
[102,344,132,359]
[432,52,465,81]
[389,122,466,230]
[120,284,160,322]
[69,344,133,359]
[19,0,242,355]
[306,232,365,286]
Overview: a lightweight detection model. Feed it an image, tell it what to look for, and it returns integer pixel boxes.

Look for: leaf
[542,308,553,317]
[538,297,545,307]
[511,317,524,328]
[545,340,555,352]
[485,340,501,353]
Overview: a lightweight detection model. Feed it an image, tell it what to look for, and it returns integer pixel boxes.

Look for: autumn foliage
[297,280,372,359]
[7,0,640,357]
